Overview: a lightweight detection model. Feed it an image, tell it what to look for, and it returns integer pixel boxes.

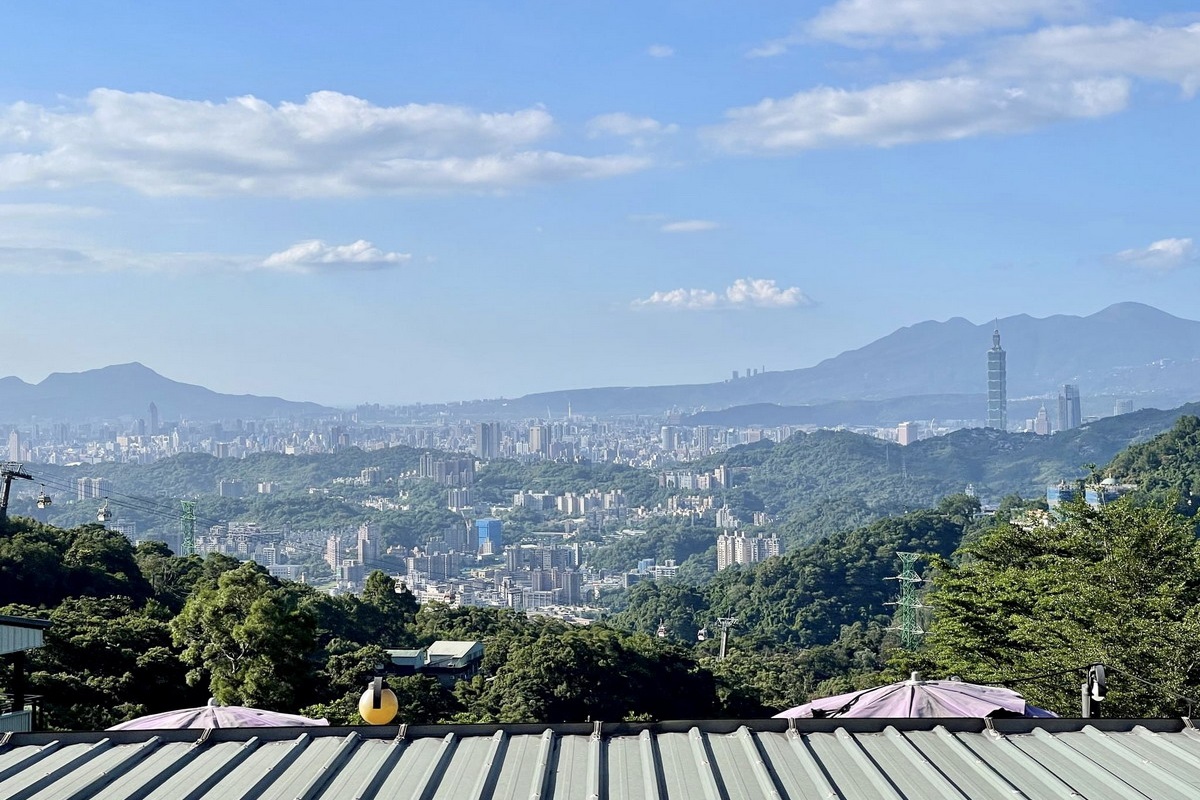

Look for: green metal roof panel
[4,718,1200,799]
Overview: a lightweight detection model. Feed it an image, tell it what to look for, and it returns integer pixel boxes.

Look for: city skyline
[4,2,1200,404]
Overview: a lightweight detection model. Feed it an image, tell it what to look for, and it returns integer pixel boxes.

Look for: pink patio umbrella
[108,698,329,730]
[774,673,1057,719]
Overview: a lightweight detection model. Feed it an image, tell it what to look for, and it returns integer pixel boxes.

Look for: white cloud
[633,287,721,310]
[747,37,800,59]
[262,239,412,272]
[633,278,811,310]
[704,76,1128,153]
[0,245,249,274]
[0,203,106,218]
[731,16,1200,153]
[586,113,678,143]
[660,219,719,233]
[807,0,1089,48]
[0,89,651,197]
[992,20,1200,95]
[724,278,812,308]
[1114,238,1195,271]
[647,44,675,58]
[0,239,414,275]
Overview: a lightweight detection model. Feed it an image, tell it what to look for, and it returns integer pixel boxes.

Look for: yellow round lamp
[359,677,399,725]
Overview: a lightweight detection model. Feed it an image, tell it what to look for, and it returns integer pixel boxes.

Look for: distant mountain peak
[0,363,330,422]
[1090,301,1180,321]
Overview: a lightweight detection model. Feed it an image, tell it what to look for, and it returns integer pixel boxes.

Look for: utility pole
[0,462,33,524]
[716,616,738,660]
[886,552,925,649]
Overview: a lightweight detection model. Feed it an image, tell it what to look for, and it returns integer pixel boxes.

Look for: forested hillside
[920,499,1200,717]
[706,402,1198,547]
[1106,414,1200,510]
[0,518,773,729]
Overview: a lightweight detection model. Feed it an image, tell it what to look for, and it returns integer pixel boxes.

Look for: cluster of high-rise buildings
[716,530,782,570]
[985,330,1132,435]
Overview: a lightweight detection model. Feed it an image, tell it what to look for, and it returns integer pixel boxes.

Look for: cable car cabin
[97,500,113,523]
[36,487,51,508]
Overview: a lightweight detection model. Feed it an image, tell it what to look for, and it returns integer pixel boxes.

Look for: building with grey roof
[0,614,50,734]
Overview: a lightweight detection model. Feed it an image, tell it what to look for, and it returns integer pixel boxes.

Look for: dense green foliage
[0,517,746,729]
[1107,414,1200,511]
[6,411,1200,730]
[920,498,1200,716]
[0,517,426,729]
[473,460,662,508]
[41,447,426,498]
[615,497,975,647]
[694,407,1189,548]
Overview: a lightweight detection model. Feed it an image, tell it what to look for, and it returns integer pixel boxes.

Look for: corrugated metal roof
[1,717,1199,799]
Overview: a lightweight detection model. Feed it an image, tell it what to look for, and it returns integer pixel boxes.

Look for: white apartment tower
[716,530,782,570]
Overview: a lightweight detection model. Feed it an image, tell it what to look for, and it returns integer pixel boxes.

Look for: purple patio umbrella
[774,673,1057,719]
[108,698,329,730]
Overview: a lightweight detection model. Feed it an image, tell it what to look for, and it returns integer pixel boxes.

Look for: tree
[922,498,1200,716]
[360,570,419,646]
[172,561,319,709]
[3,597,201,730]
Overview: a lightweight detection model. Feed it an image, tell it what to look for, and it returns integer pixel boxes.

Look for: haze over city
[3,1,1200,405]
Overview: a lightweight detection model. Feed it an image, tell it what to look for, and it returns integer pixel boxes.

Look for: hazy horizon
[4,2,1199,405]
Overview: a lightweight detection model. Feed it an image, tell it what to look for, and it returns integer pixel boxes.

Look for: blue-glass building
[476,518,503,555]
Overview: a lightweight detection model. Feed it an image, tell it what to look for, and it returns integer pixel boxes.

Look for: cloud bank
[723,16,1200,154]
[633,278,811,310]
[808,0,1089,48]
[0,89,651,197]
[704,76,1128,153]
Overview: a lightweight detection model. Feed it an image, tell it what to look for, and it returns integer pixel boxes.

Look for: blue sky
[3,1,1200,405]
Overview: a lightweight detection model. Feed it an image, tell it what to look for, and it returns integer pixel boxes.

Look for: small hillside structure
[385,640,484,685]
[0,614,50,733]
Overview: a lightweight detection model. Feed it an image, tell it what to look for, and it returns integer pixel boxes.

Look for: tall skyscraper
[475,421,500,459]
[1058,384,1081,431]
[148,402,160,436]
[987,329,1007,430]
[1034,404,1050,435]
[528,424,550,456]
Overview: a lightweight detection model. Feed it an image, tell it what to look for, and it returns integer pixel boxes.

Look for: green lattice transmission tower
[886,551,925,649]
[180,500,197,556]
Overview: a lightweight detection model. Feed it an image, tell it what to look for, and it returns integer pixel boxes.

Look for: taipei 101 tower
[987,328,1007,430]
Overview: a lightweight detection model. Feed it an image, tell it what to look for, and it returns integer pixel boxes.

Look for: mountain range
[457,302,1200,420]
[3,302,1199,424]
[0,363,329,423]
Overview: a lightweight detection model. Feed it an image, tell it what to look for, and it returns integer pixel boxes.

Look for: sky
[3,1,1200,406]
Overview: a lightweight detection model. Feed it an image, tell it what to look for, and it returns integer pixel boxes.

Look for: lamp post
[358,676,398,725]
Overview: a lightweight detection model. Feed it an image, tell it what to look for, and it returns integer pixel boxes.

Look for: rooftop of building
[0,717,1197,799]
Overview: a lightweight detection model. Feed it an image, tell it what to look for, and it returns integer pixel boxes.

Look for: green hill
[707,402,1200,546]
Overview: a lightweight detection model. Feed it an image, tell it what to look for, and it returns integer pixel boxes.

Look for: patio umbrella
[108,698,329,730]
[774,673,1057,719]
